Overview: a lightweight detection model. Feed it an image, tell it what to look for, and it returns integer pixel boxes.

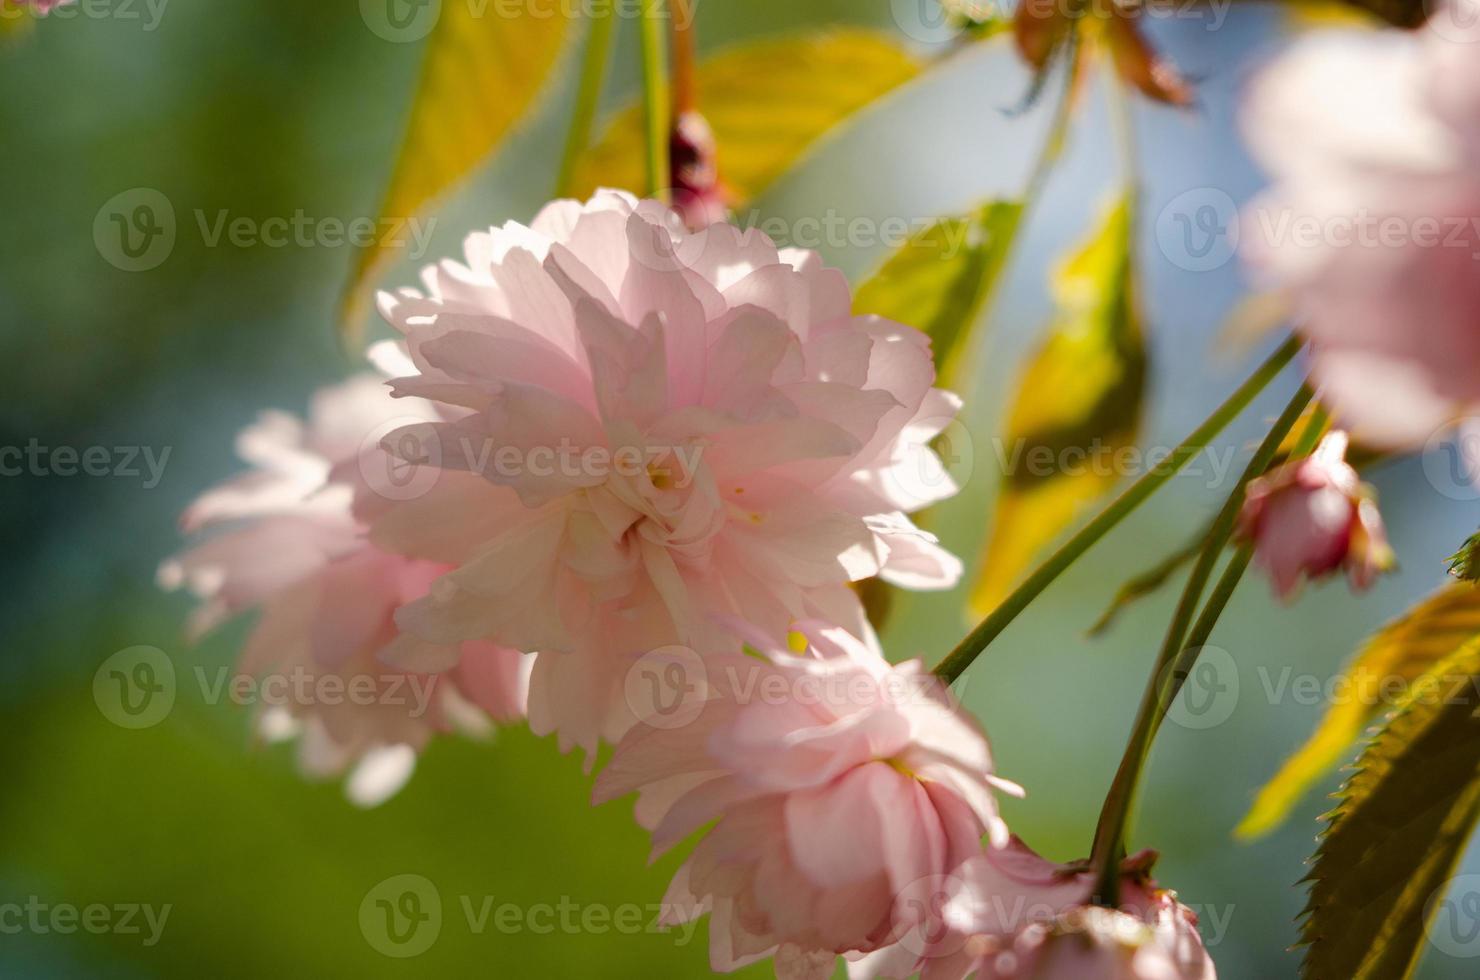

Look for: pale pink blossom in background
[1236,431,1393,600]
[161,373,531,805]
[1240,0,1480,449]
[370,190,964,760]
[851,838,1214,980]
[18,0,75,12]
[594,628,1019,980]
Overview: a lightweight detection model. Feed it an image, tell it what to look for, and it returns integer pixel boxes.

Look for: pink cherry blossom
[368,190,964,759]
[850,838,1215,980]
[161,372,532,805]
[1240,0,1480,449]
[1236,431,1393,600]
[593,627,1019,980]
[18,0,74,13]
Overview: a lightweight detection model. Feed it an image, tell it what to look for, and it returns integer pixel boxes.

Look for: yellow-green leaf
[1300,636,1480,980]
[1238,582,1480,840]
[568,29,921,205]
[340,5,571,346]
[969,193,1147,617]
[853,201,1024,388]
[1284,0,1424,29]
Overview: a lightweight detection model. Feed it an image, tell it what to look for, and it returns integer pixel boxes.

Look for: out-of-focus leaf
[969,193,1147,617]
[853,201,1024,388]
[340,5,571,345]
[1238,583,1480,840]
[568,30,920,205]
[1300,636,1480,980]
[1282,0,1426,28]
[1087,527,1205,636]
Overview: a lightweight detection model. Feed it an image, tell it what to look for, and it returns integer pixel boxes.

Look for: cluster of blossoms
[148,0,1480,970]
[165,192,1198,977]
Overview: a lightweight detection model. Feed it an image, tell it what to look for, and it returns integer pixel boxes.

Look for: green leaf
[1449,529,1480,583]
[853,201,1024,388]
[1300,636,1480,980]
[568,29,921,205]
[968,192,1147,617]
[1237,583,1480,840]
[340,5,572,346]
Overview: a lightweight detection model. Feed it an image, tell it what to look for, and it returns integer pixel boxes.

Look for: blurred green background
[3,1,1477,976]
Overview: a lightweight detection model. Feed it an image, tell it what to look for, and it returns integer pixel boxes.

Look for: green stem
[639,0,670,198]
[1088,382,1315,904]
[555,7,618,197]
[932,334,1303,685]
[1119,403,1329,843]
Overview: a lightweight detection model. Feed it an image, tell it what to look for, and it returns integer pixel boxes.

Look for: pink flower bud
[1237,431,1394,600]
[670,110,729,230]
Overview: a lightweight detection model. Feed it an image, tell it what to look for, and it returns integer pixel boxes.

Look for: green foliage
[1,636,747,978]
[341,4,572,345]
[1239,583,1480,840]
[1301,637,1480,979]
[567,29,920,205]
[853,201,1024,388]
[969,192,1148,617]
